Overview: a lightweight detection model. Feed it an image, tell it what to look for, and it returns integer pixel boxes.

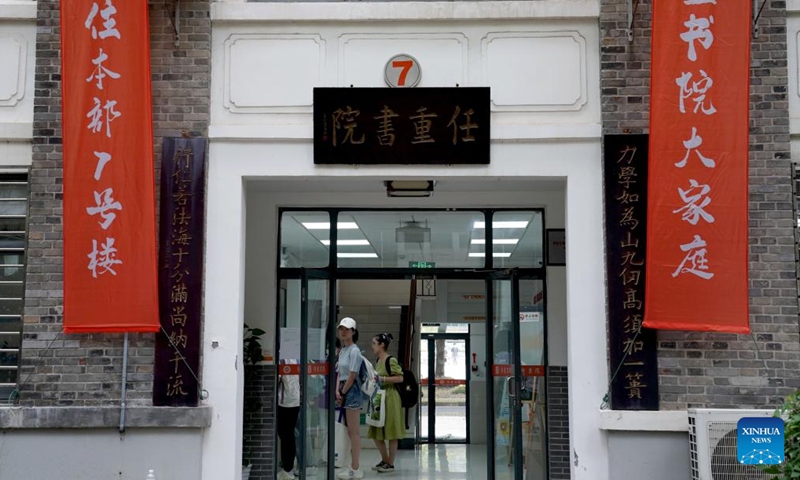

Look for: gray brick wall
[601,0,799,409]
[547,366,570,479]
[21,1,210,407]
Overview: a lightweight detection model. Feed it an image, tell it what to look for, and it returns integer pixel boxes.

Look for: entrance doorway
[420,331,470,443]
[273,209,549,480]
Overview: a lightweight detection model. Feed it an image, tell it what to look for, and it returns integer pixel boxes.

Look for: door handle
[507,376,516,399]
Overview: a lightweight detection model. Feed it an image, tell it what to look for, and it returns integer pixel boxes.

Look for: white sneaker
[277,470,296,480]
[336,467,364,479]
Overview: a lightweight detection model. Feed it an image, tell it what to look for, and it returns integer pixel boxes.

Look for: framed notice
[546,229,566,266]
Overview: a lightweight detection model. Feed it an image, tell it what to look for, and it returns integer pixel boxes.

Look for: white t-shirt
[278,361,300,408]
[337,344,363,381]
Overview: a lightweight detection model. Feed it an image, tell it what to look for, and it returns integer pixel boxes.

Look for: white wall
[211,2,600,143]
[209,141,609,480]
[0,428,203,479]
[609,432,691,480]
[209,3,606,479]
[0,4,35,166]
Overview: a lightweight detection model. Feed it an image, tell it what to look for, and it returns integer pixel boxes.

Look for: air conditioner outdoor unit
[688,408,777,480]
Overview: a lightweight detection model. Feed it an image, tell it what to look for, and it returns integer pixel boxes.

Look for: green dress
[367,356,405,441]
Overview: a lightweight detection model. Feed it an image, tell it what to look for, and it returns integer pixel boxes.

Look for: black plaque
[314,87,490,165]
[153,137,207,407]
[604,134,658,410]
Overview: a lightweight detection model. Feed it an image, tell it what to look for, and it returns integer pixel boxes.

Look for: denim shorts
[340,381,363,410]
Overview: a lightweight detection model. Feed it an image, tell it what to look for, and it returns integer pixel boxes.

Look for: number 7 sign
[384,54,421,88]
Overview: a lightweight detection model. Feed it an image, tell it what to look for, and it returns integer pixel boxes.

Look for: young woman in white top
[335,317,365,479]
[276,359,301,480]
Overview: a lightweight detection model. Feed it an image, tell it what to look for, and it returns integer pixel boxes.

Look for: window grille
[0,171,29,404]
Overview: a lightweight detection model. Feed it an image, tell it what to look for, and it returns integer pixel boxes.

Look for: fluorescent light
[321,239,371,246]
[471,239,520,245]
[302,222,359,230]
[337,253,378,258]
[388,306,403,310]
[473,221,529,229]
[469,252,512,258]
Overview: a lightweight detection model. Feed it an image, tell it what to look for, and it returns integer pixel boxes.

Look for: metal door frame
[419,332,471,444]
[486,269,525,480]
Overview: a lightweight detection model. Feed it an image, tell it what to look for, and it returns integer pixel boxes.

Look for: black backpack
[385,356,419,409]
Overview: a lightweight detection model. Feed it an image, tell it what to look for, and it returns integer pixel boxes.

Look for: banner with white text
[61,0,159,333]
[645,0,750,333]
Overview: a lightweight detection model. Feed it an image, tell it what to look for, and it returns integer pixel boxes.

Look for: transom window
[279,209,544,270]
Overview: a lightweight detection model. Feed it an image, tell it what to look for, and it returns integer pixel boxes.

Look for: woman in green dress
[367,333,405,473]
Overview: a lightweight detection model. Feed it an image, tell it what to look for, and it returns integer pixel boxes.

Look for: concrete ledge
[0,406,213,429]
[599,410,688,432]
[0,1,36,20]
[789,0,800,12]
[212,1,601,22]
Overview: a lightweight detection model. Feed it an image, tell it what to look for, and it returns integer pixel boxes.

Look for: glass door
[420,333,470,443]
[519,279,547,480]
[298,269,335,479]
[488,270,524,480]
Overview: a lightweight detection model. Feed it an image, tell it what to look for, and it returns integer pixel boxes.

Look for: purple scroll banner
[153,137,207,407]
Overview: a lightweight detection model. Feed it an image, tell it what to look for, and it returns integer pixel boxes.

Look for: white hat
[338,317,357,330]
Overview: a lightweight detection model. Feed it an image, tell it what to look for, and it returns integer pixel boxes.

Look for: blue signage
[737,417,784,465]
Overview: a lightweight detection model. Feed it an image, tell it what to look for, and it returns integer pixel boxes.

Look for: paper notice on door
[279,327,301,360]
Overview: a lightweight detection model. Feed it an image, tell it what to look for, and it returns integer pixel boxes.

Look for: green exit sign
[409,261,436,269]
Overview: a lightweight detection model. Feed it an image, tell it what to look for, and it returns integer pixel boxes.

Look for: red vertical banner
[645,0,751,333]
[61,1,159,333]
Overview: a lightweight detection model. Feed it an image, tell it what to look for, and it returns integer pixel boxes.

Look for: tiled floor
[326,444,513,480]
[301,438,547,479]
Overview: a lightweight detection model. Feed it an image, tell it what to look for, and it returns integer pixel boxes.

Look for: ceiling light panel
[321,239,371,246]
[473,221,529,229]
[468,252,512,258]
[470,239,520,245]
[302,222,359,230]
[337,253,379,258]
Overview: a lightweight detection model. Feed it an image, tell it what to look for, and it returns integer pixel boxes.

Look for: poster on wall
[645,0,750,333]
[603,134,658,410]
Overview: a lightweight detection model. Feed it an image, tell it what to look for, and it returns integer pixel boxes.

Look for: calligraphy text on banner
[153,138,207,407]
[314,87,490,165]
[60,0,159,333]
[604,134,658,410]
[645,0,750,333]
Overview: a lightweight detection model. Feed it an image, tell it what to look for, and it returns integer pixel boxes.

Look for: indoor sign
[313,87,490,165]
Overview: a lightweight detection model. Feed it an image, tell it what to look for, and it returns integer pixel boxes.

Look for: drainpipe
[119,332,129,433]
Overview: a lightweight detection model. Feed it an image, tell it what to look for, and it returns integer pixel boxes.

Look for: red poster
[645,0,750,333]
[60,1,159,333]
